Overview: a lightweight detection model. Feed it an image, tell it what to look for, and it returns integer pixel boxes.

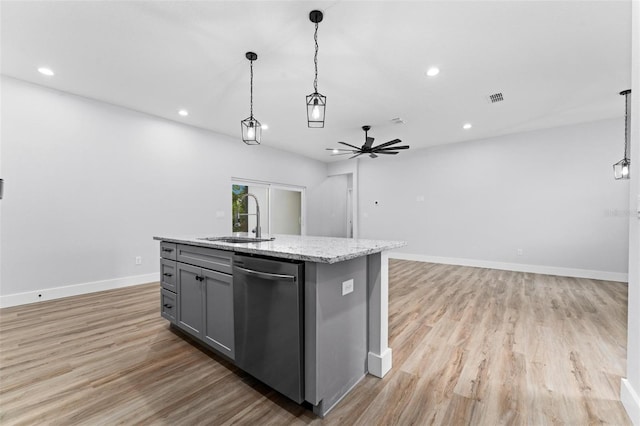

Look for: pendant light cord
[250,59,254,118]
[313,21,319,93]
[624,91,630,160]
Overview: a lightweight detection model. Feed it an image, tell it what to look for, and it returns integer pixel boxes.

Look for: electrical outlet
[516,249,523,256]
[342,279,354,296]
[135,256,142,265]
[216,210,225,218]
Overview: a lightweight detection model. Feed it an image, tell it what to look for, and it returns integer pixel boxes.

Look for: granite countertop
[153,234,406,264]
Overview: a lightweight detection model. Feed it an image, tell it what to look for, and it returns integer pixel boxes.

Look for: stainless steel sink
[199,236,275,244]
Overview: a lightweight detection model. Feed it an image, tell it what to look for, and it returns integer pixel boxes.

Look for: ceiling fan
[326,125,409,159]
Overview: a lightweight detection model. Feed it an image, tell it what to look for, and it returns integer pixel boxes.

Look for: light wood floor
[0,261,631,425]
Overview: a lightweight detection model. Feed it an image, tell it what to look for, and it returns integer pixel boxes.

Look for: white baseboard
[368,347,393,378]
[389,252,628,282]
[0,272,160,308]
[622,379,640,425]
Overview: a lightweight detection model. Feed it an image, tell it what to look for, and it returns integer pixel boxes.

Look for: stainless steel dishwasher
[233,254,304,403]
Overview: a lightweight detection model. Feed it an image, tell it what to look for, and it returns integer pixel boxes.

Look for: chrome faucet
[236,193,262,238]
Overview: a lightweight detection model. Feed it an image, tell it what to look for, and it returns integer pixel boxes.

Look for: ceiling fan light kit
[613,89,631,180]
[241,51,261,145]
[306,10,327,128]
[326,125,410,159]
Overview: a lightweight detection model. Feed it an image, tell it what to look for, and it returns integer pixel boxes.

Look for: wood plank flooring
[0,261,631,425]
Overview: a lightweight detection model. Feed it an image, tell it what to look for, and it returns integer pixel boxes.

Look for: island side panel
[304,257,368,417]
[367,251,393,377]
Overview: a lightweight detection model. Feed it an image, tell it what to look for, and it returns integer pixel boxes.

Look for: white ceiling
[0,1,632,162]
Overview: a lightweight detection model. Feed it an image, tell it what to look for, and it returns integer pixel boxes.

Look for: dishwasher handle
[233,265,297,282]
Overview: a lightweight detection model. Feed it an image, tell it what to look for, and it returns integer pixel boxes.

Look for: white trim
[368,347,393,378]
[622,379,640,425]
[389,252,628,282]
[367,251,392,378]
[0,272,159,308]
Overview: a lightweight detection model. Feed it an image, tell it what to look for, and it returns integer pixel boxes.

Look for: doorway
[231,179,305,236]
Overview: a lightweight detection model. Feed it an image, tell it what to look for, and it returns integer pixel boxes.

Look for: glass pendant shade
[241,116,261,145]
[306,92,326,128]
[613,158,630,180]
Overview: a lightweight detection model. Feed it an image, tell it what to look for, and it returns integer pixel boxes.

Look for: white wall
[357,118,630,279]
[307,174,349,238]
[271,189,301,235]
[0,77,327,305]
[622,1,640,422]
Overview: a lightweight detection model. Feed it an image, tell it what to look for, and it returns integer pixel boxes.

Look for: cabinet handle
[162,248,173,252]
[163,303,173,308]
[195,276,203,281]
[163,273,173,277]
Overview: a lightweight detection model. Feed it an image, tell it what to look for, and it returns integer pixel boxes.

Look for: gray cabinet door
[203,269,235,359]
[177,263,203,339]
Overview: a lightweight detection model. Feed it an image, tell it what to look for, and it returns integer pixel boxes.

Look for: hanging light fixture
[241,52,261,145]
[613,89,632,179]
[306,10,326,128]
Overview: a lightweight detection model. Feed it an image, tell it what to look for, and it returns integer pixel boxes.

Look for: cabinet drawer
[177,244,232,274]
[161,259,177,292]
[160,242,177,260]
[161,289,177,323]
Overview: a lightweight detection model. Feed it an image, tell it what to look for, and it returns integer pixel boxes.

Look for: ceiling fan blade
[326,148,355,152]
[375,151,399,155]
[364,136,375,149]
[369,153,378,158]
[338,141,361,150]
[375,145,410,151]
[371,139,402,150]
[349,152,364,159]
[331,152,355,156]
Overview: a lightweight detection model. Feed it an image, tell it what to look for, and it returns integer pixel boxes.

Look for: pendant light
[306,10,326,128]
[241,52,261,145]
[613,89,632,179]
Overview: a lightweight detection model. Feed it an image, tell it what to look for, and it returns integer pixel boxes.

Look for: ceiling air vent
[487,92,504,103]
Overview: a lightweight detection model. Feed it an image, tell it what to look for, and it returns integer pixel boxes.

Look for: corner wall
[621,1,640,423]
[0,77,328,307]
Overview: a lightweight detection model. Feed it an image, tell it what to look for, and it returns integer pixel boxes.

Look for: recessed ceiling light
[262,124,269,130]
[332,149,339,154]
[426,67,440,77]
[178,109,189,117]
[463,123,472,130]
[38,67,54,76]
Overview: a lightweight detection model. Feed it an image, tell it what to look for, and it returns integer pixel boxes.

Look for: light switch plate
[342,279,354,296]
[216,211,225,218]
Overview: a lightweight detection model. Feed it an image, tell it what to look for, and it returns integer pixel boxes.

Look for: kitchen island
[153,234,406,416]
